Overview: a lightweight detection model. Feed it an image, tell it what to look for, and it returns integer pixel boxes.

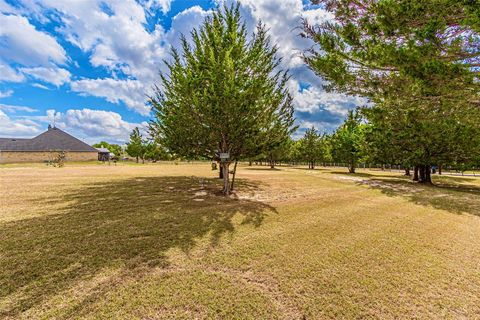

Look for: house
[0,125,98,163]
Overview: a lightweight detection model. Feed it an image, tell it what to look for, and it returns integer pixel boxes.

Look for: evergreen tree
[150,4,295,194]
[331,110,366,174]
[126,127,143,163]
[303,0,480,183]
[298,127,325,169]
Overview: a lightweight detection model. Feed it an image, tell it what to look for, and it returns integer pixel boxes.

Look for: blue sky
[0,0,363,144]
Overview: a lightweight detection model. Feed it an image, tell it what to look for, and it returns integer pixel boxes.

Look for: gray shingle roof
[0,127,97,152]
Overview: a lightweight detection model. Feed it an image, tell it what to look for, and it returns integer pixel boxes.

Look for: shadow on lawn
[244,167,282,171]
[354,175,480,216]
[0,176,275,318]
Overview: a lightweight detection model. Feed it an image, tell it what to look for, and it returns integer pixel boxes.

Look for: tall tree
[126,127,143,163]
[331,110,366,173]
[303,0,480,183]
[298,127,326,169]
[150,4,295,194]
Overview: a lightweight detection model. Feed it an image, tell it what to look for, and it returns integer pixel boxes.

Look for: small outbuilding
[0,125,98,163]
[95,146,114,161]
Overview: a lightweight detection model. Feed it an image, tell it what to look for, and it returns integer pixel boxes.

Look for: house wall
[0,151,98,163]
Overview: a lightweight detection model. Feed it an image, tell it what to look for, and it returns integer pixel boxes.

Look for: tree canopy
[150,4,296,194]
[303,0,480,183]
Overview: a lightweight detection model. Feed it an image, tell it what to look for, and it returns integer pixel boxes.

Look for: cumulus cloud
[45,108,148,143]
[20,67,71,86]
[1,0,363,137]
[0,110,42,137]
[70,78,150,116]
[0,62,25,83]
[0,13,67,66]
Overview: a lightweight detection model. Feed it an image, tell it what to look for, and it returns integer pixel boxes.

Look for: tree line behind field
[251,108,480,180]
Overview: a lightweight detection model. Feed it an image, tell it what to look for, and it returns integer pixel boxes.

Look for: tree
[266,137,294,169]
[331,110,365,174]
[303,0,480,183]
[126,127,143,163]
[144,139,170,162]
[298,127,326,169]
[150,4,295,194]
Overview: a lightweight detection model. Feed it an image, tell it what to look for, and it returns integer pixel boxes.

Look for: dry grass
[1,163,480,319]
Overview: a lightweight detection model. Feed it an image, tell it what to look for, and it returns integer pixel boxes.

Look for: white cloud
[144,0,172,14]
[0,89,13,98]
[1,107,146,143]
[0,110,42,137]
[70,78,150,116]
[0,62,25,83]
[20,67,71,86]
[0,13,67,66]
[32,83,50,90]
[165,6,211,49]
[20,0,184,115]
[289,79,367,116]
[46,108,148,143]
[0,104,38,113]
[0,0,18,14]
[1,0,361,136]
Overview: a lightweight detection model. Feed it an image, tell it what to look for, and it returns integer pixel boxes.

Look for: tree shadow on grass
[0,176,275,318]
[354,176,480,217]
[244,167,282,171]
[327,170,405,179]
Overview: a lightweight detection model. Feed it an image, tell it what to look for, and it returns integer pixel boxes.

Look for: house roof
[95,147,111,153]
[0,127,97,152]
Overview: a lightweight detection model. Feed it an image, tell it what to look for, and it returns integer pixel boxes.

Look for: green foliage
[150,3,296,194]
[92,141,123,157]
[144,140,170,162]
[298,127,330,169]
[331,110,366,173]
[304,0,480,181]
[126,127,144,162]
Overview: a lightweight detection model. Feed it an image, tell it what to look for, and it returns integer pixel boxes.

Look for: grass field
[1,163,480,319]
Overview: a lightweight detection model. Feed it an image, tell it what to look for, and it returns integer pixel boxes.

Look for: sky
[0,0,365,144]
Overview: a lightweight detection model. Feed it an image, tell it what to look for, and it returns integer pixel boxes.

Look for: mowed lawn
[1,163,480,319]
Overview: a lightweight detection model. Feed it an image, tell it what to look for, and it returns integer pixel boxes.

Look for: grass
[1,163,480,319]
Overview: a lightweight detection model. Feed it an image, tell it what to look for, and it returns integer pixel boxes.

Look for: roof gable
[0,127,97,152]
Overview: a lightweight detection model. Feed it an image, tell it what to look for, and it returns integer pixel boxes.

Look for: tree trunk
[404,167,411,176]
[413,166,419,181]
[136,156,139,163]
[348,161,355,173]
[424,165,432,184]
[222,161,230,195]
[219,163,223,179]
[249,161,252,166]
[438,164,442,175]
[419,165,426,182]
[230,160,238,191]
[417,165,432,184]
